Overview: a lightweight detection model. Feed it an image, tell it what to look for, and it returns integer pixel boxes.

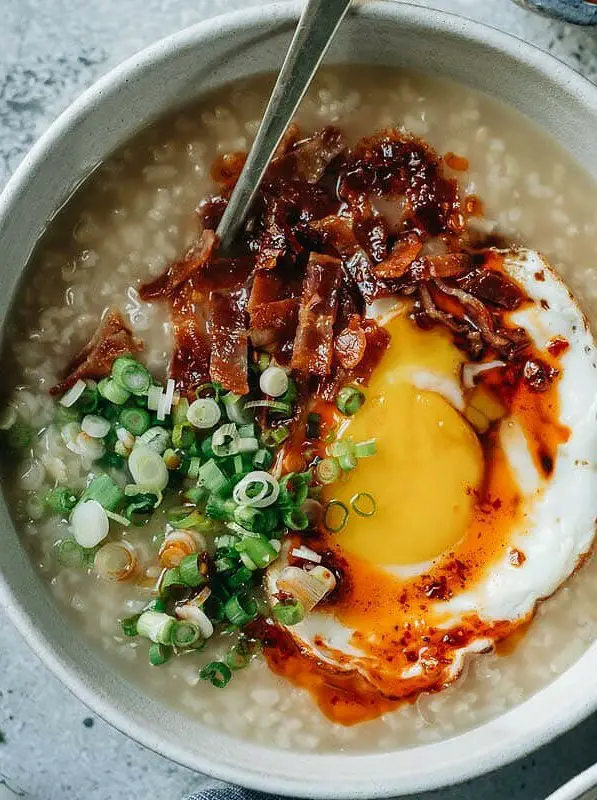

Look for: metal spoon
[216,0,352,251]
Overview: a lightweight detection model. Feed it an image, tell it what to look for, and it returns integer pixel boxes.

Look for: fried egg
[267,249,597,709]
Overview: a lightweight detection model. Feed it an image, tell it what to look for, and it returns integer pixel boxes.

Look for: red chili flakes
[444,152,469,172]
[422,575,452,601]
[523,358,559,392]
[534,270,546,282]
[547,336,570,357]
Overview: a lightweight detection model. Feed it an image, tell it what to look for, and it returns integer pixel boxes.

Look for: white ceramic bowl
[1,3,597,797]
[548,764,597,800]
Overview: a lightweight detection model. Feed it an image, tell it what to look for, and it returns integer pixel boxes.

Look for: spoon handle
[216,0,352,251]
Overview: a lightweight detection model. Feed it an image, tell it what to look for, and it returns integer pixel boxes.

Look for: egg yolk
[329,310,483,566]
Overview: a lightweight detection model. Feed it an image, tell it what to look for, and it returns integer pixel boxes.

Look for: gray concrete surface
[0,1,597,798]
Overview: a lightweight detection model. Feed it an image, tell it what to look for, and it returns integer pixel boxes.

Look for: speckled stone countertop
[1,1,597,798]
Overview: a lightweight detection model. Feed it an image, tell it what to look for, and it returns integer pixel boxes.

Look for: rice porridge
[2,66,597,753]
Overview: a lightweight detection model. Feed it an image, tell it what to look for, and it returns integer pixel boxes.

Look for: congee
[2,66,597,752]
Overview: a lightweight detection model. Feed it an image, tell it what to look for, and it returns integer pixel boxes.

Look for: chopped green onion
[261,425,290,446]
[215,555,237,574]
[237,437,259,454]
[187,398,221,429]
[195,382,222,400]
[336,385,365,416]
[351,492,376,517]
[148,642,171,666]
[198,459,230,493]
[224,593,259,626]
[354,439,377,458]
[282,507,309,531]
[128,445,169,491]
[73,385,99,416]
[55,538,86,568]
[200,661,232,688]
[245,399,292,415]
[273,600,305,626]
[172,396,190,426]
[120,615,140,637]
[119,407,151,436]
[232,471,279,508]
[81,473,124,512]
[211,423,240,457]
[45,487,79,515]
[253,448,273,470]
[238,424,256,439]
[226,642,251,671]
[124,491,159,520]
[307,412,321,439]
[147,384,164,412]
[136,610,174,644]
[104,509,131,527]
[235,534,279,569]
[257,352,271,372]
[184,486,209,506]
[137,426,171,454]
[178,554,207,588]
[171,620,202,647]
[259,365,289,398]
[222,392,252,424]
[186,456,202,480]
[172,423,195,449]
[98,378,130,405]
[226,566,253,590]
[233,505,264,532]
[279,472,310,506]
[167,507,214,531]
[112,357,152,396]
[81,414,111,439]
[323,500,349,533]
[205,494,236,521]
[280,378,298,405]
[160,568,185,594]
[315,457,341,485]
[338,452,357,471]
[59,379,87,408]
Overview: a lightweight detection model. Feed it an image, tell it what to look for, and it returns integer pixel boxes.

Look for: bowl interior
[1,3,597,797]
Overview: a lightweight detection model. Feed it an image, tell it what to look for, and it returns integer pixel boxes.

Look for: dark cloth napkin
[187,780,286,800]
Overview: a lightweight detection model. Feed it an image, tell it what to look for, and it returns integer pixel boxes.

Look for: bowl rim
[3,2,597,797]
[547,763,597,800]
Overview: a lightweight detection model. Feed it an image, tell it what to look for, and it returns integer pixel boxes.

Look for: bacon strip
[374,232,422,279]
[139,230,217,300]
[248,269,300,357]
[312,216,389,304]
[169,282,211,395]
[292,127,346,184]
[208,290,249,394]
[291,254,342,376]
[50,310,143,395]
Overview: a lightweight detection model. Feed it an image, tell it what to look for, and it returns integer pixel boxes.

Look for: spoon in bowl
[216,0,352,252]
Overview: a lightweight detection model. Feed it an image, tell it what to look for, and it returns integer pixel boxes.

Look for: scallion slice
[71,500,110,548]
[128,445,169,491]
[273,599,305,626]
[222,392,252,424]
[232,471,279,509]
[354,439,377,458]
[55,538,86,568]
[245,399,292,415]
[226,566,253,590]
[200,661,232,688]
[315,457,341,485]
[198,459,230,494]
[253,448,273,470]
[224,593,259,626]
[137,426,171,454]
[225,642,251,671]
[98,378,131,406]
[171,620,201,647]
[282,507,309,531]
[211,423,240,457]
[351,492,376,517]
[235,534,279,569]
[178,554,207,588]
[259,365,289,398]
[45,487,79,515]
[336,385,365,416]
[323,500,349,533]
[233,505,264,532]
[120,614,140,637]
[112,357,152,396]
[172,423,194,449]
[187,398,221,429]
[59,379,87,408]
[261,425,290,446]
[205,494,236,522]
[119,407,151,436]
[148,642,171,666]
[81,473,125,512]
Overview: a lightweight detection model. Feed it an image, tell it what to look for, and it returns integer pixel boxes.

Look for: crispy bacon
[334,315,368,369]
[457,266,525,310]
[208,289,249,394]
[374,232,422,279]
[50,310,143,395]
[291,254,342,375]
[169,282,211,394]
[312,215,390,303]
[291,126,346,184]
[140,230,217,300]
[248,269,300,358]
